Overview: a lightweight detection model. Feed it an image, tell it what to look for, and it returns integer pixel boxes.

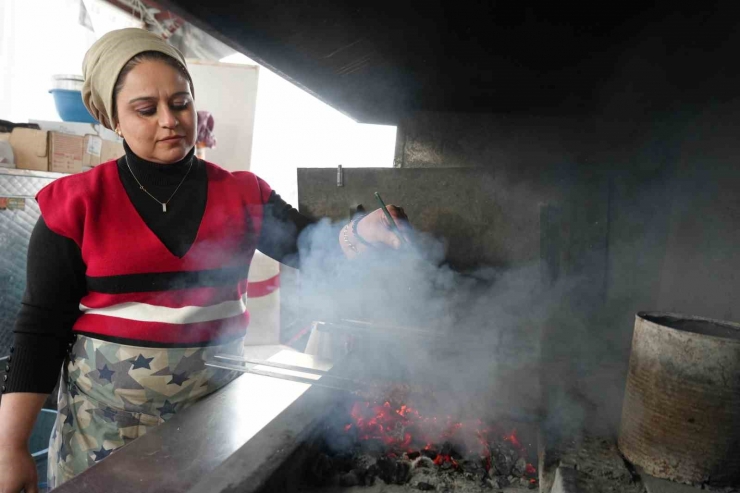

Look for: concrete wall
[653,105,740,321]
[393,103,740,431]
[396,107,740,319]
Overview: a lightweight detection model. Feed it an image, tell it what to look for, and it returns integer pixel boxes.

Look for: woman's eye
[137,108,156,116]
[171,102,190,111]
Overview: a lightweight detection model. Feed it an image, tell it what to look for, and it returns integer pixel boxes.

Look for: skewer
[205,360,357,393]
[213,354,331,377]
[374,192,407,245]
[208,355,367,386]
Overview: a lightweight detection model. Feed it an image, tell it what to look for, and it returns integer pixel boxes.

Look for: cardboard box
[9,128,49,171]
[82,136,124,166]
[9,126,124,174]
[49,132,84,174]
[82,135,102,167]
[101,139,124,163]
[29,120,121,143]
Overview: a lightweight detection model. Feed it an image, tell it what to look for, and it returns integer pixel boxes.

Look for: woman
[0,28,407,492]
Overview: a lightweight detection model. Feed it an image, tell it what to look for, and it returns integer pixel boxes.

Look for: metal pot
[618,312,740,486]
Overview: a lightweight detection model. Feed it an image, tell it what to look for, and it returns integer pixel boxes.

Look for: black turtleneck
[5,144,315,394]
[119,142,206,257]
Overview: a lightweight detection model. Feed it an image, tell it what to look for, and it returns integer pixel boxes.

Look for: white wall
[0,0,139,123]
[186,60,259,172]
[219,53,396,207]
[0,1,396,191]
[219,53,397,346]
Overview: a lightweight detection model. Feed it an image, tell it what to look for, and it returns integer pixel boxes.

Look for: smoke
[274,217,601,431]
[266,9,740,438]
[267,124,696,439]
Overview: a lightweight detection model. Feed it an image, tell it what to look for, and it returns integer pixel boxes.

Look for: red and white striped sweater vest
[37,160,272,346]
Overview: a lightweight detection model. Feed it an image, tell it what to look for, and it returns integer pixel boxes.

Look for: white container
[51,74,84,92]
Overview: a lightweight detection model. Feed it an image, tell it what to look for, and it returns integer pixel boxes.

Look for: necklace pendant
[162,203,167,213]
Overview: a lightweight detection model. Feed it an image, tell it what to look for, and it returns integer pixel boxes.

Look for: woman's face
[115,60,196,164]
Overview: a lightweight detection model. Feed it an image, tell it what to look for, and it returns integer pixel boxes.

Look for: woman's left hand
[339,205,410,258]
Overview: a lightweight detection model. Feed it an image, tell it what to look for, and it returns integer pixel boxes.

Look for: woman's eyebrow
[128,92,191,104]
[128,96,157,104]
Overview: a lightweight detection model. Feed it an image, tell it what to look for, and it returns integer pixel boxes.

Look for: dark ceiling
[159,0,740,125]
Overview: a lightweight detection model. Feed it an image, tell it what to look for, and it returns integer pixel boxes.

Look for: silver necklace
[125,155,194,212]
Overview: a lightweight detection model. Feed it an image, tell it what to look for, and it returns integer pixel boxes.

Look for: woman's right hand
[0,393,49,493]
[0,445,38,493]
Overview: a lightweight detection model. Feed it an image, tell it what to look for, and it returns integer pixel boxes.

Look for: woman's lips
[159,136,184,143]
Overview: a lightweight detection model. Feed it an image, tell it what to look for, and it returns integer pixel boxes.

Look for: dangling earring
[115,127,122,138]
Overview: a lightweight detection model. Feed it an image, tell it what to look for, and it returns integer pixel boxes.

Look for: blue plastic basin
[49,89,98,124]
[30,408,57,489]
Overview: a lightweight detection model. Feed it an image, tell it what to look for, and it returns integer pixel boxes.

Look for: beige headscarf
[82,28,191,129]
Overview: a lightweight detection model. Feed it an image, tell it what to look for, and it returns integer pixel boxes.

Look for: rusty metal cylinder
[619,312,740,486]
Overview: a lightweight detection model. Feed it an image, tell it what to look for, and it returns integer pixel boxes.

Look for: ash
[299,402,538,493]
[300,483,531,493]
[301,450,536,493]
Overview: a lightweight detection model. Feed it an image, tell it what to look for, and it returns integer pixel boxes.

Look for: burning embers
[306,397,538,491]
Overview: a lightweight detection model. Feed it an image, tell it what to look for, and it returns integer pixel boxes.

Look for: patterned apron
[47,335,243,488]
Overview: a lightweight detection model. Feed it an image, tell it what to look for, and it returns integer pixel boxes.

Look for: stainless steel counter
[52,346,341,493]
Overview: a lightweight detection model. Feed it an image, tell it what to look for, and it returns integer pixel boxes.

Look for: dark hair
[112,51,194,122]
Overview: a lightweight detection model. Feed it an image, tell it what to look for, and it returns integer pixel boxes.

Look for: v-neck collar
[115,147,207,260]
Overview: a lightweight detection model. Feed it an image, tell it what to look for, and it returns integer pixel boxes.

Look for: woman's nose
[159,107,178,128]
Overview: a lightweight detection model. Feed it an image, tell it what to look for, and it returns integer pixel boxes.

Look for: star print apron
[47,335,244,488]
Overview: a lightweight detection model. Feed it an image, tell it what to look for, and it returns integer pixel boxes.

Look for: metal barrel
[618,312,740,486]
